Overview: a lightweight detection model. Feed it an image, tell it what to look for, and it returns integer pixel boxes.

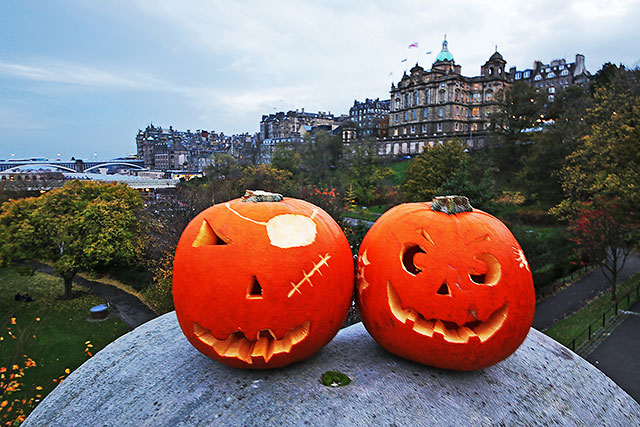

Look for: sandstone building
[383,37,509,156]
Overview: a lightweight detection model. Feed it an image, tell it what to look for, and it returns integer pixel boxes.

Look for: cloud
[0,61,163,89]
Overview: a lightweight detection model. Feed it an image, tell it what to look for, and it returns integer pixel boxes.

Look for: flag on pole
[408,42,418,49]
[401,58,407,63]
[425,51,432,55]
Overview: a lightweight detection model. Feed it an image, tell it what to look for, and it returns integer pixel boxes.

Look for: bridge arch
[2,163,76,173]
[83,162,146,173]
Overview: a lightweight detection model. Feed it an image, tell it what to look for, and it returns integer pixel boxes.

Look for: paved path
[32,262,157,329]
[532,253,640,330]
[587,300,640,402]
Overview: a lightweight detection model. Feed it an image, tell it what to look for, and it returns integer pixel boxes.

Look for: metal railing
[569,282,640,352]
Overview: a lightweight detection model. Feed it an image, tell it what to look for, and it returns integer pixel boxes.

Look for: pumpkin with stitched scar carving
[173,190,354,369]
[356,195,535,371]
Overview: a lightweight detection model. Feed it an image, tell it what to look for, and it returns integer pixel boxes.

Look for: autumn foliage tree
[569,201,636,300]
[0,181,146,298]
[554,66,640,298]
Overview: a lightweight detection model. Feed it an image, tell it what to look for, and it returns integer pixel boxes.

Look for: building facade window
[437,123,442,132]
[410,125,415,134]
[424,109,428,119]
[404,111,408,121]
[411,110,416,120]
[439,107,444,117]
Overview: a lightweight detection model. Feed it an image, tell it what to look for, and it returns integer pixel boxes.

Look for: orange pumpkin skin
[173,195,353,369]
[356,199,535,371]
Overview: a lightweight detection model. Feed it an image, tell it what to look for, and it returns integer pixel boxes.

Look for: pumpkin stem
[241,190,284,202]
[431,195,473,214]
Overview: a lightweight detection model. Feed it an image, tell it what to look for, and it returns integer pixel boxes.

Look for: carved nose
[436,282,451,296]
[246,276,263,299]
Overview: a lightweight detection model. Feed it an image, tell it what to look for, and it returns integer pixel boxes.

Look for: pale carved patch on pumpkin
[288,253,331,298]
[386,281,508,343]
[193,321,310,364]
[266,214,317,248]
[224,203,318,248]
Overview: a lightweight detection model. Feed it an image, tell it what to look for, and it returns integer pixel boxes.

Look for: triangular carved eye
[192,220,228,247]
[436,282,451,295]
[247,276,263,299]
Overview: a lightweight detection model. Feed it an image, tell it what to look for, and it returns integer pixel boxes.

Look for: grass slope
[1,267,130,423]
[544,273,640,347]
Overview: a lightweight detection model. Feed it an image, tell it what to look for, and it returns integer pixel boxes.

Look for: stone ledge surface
[24,312,639,426]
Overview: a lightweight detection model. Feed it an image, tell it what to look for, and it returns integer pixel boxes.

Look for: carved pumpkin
[173,191,354,369]
[356,196,535,371]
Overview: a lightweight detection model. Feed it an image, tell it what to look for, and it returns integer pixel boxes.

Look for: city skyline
[1,0,639,160]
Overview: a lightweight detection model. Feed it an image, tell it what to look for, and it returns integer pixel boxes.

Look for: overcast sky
[1,0,639,160]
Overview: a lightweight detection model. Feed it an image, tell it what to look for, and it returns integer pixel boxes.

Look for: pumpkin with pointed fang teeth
[356,196,535,371]
[173,191,354,369]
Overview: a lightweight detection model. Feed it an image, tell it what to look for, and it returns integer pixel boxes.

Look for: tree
[569,200,636,300]
[517,85,592,205]
[271,141,302,177]
[0,181,146,298]
[554,66,640,220]
[343,139,395,205]
[489,81,546,174]
[554,66,640,299]
[299,130,342,185]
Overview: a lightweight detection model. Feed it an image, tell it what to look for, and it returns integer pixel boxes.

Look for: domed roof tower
[434,35,455,63]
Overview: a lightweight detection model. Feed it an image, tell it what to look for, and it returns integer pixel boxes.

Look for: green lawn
[1,267,130,423]
[387,159,409,187]
[544,273,640,348]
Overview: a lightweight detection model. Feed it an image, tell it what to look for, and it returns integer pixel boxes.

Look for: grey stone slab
[24,312,640,427]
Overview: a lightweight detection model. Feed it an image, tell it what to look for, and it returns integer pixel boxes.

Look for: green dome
[435,38,454,63]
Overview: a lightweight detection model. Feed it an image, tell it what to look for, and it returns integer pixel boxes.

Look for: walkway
[532,253,640,330]
[32,262,157,329]
[586,300,640,402]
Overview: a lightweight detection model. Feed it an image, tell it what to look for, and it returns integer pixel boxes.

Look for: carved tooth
[457,326,476,342]
[433,319,447,337]
[199,331,219,347]
[405,308,419,324]
[272,337,287,355]
[223,333,245,357]
[193,323,208,337]
[251,336,270,359]
[236,338,253,364]
[264,340,275,363]
[413,318,435,337]
[444,328,467,343]
[213,334,235,355]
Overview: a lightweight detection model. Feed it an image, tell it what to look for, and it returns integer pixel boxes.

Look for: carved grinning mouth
[387,282,508,343]
[192,321,310,364]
